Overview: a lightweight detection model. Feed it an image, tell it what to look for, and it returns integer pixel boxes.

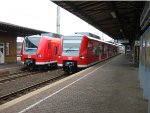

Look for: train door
[87,40,93,65]
[107,45,109,59]
[108,45,110,58]
[99,43,102,61]
[107,45,111,58]
[104,44,108,59]
[48,41,51,61]
[54,46,58,61]
[0,43,5,63]
[101,44,104,60]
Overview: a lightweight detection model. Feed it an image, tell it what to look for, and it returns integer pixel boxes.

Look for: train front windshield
[62,36,82,56]
[24,36,41,54]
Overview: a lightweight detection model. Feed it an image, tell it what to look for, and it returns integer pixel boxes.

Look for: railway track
[0,70,42,83]
[0,70,26,78]
[0,68,68,105]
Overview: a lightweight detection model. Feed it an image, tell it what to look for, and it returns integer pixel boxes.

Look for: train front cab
[58,35,106,73]
[57,35,87,73]
[58,34,119,73]
[21,35,60,70]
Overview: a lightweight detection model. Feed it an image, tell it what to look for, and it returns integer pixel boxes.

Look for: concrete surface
[0,54,147,113]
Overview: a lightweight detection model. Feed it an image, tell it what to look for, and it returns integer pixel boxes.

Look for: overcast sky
[0,0,113,41]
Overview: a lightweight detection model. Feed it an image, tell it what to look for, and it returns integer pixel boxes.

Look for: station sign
[134,40,140,46]
[117,39,129,44]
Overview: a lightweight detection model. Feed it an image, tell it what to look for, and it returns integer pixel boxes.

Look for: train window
[55,46,58,55]
[99,44,102,53]
[24,36,41,54]
[93,46,101,56]
[88,40,92,48]
[62,36,82,56]
[88,40,93,51]
[93,46,97,56]
[104,45,108,53]
[62,39,81,56]
[25,37,41,48]
[107,47,110,52]
[97,46,102,54]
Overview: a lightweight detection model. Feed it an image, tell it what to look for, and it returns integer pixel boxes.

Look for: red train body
[21,33,61,70]
[57,32,118,73]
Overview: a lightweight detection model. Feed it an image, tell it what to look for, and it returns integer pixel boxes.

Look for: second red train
[57,32,119,73]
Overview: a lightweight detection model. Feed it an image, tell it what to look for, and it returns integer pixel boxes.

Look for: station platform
[0,62,22,75]
[0,54,147,113]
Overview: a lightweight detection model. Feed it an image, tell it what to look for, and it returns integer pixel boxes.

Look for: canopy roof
[53,1,146,44]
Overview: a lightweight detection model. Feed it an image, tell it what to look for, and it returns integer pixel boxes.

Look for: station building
[0,33,16,63]
[0,21,46,64]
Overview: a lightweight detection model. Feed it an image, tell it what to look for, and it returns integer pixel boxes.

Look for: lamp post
[56,6,60,34]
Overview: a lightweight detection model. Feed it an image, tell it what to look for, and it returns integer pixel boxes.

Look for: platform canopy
[0,21,47,37]
[53,1,146,44]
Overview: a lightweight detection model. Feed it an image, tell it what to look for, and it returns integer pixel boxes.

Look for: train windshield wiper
[65,47,73,52]
[65,47,79,52]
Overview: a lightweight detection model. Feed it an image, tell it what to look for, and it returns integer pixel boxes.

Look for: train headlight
[58,55,61,58]
[80,56,85,59]
[37,54,42,58]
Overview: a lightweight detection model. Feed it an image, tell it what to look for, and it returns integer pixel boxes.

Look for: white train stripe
[36,61,57,65]
[22,61,57,65]
[58,60,100,68]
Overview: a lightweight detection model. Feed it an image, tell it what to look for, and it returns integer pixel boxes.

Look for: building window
[6,43,10,56]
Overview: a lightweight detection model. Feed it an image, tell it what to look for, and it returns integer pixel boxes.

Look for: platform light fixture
[120,29,123,32]
[110,11,116,19]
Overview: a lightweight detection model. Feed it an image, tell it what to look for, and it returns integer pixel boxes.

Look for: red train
[57,32,118,73]
[21,33,61,70]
